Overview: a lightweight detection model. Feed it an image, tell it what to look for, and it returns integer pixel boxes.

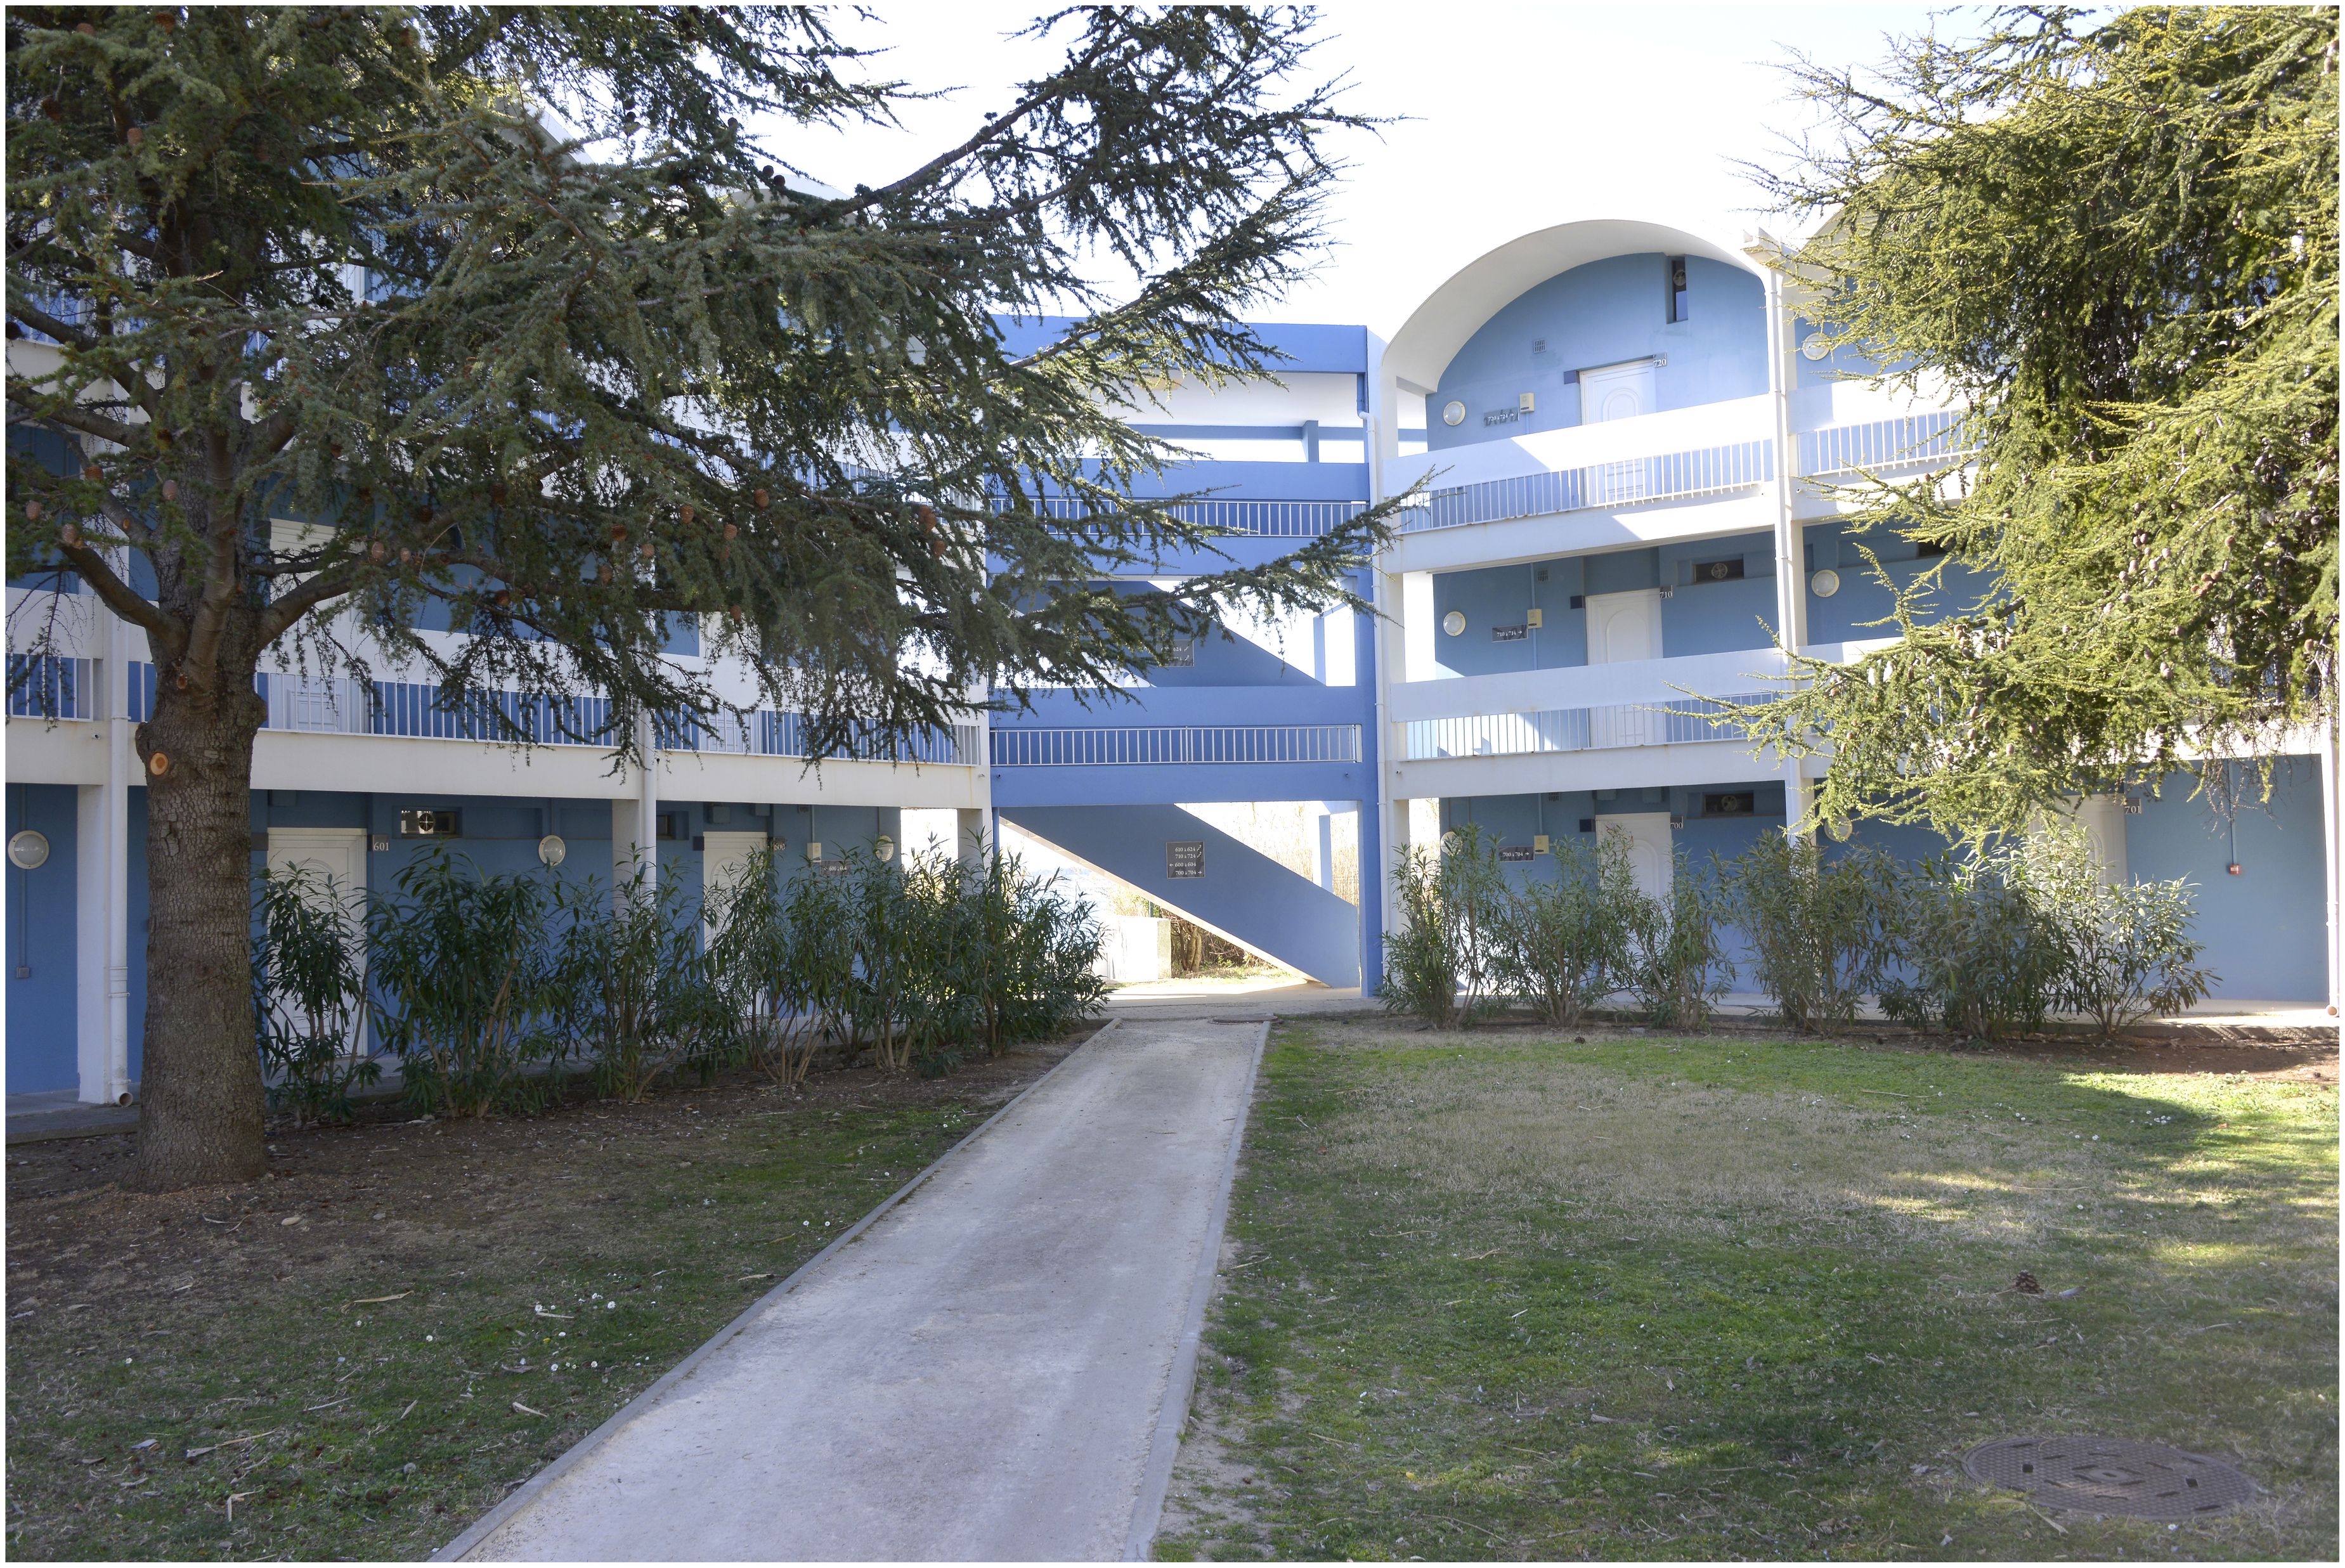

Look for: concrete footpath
[441,1016,1267,1562]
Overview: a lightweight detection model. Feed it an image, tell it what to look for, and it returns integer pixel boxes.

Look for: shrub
[1724,834,1899,1032]
[551,869,731,1101]
[1876,840,2067,1040]
[1495,833,1637,1028]
[2025,824,2218,1037]
[952,846,1107,1056]
[1380,825,1509,1028]
[705,846,841,1089]
[368,851,555,1117]
[1620,852,1733,1029]
[251,865,377,1125]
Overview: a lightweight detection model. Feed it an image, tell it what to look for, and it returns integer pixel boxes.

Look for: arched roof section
[1384,218,1771,393]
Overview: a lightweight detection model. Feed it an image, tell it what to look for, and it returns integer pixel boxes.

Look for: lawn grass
[4,1040,1077,1561]
[1157,1021,2338,1561]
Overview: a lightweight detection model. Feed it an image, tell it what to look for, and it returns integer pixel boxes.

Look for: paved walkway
[443,1017,1267,1562]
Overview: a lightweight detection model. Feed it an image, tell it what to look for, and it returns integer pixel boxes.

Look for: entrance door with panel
[1585,587,1664,747]
[700,831,771,949]
[263,828,370,1058]
[1581,358,1658,505]
[1599,812,1674,900]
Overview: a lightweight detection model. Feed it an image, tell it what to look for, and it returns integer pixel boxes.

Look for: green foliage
[1723,835,1897,1032]
[1741,7,2337,833]
[3,5,1404,756]
[2025,824,2218,1039]
[1493,833,1637,1028]
[1876,843,2069,1042]
[703,846,838,1090]
[1620,852,1734,1030]
[1379,826,1510,1028]
[1379,824,2216,1040]
[367,851,554,1117]
[926,846,1108,1060]
[250,865,377,1125]
[550,871,728,1102]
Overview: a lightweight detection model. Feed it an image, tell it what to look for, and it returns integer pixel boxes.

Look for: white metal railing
[1397,439,1772,535]
[6,654,96,720]
[268,673,374,735]
[991,723,1361,767]
[1393,411,1977,538]
[1401,693,1777,762]
[1025,495,1367,539]
[1799,411,1973,480]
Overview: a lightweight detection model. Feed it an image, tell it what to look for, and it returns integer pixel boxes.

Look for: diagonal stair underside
[1001,803,1359,987]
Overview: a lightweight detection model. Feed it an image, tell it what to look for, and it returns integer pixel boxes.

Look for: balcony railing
[1391,412,1978,538]
[1021,495,1367,539]
[992,723,1361,767]
[1397,439,1774,535]
[115,664,978,765]
[1799,411,1973,479]
[1401,693,1777,762]
[6,654,96,720]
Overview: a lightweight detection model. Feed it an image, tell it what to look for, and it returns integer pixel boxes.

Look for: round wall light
[1441,609,1466,637]
[537,834,566,868]
[1810,567,1842,599]
[873,834,895,863]
[1441,399,1466,427]
[1800,332,1834,362]
[8,829,49,871]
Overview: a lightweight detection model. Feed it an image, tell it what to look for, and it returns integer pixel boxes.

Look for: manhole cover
[1963,1435,2259,1519]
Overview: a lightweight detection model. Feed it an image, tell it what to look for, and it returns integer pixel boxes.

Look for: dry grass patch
[1157,1022,2337,1562]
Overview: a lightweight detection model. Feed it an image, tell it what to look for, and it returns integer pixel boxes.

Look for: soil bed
[4,1030,1093,1562]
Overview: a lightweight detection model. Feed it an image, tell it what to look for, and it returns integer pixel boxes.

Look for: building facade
[9,214,2337,1103]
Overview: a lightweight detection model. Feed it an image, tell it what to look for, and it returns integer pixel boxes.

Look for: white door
[1582,359,1658,504]
[701,831,770,949]
[1585,588,1664,746]
[264,829,369,1056]
[1599,812,1674,900]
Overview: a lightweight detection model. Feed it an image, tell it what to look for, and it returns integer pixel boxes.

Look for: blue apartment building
[10,215,2337,1104]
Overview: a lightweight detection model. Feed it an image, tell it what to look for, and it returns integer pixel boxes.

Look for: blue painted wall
[6,783,81,1091]
[1802,522,1997,644]
[1430,534,1784,677]
[1429,254,1767,451]
[2127,761,2327,1001]
[1002,803,1361,987]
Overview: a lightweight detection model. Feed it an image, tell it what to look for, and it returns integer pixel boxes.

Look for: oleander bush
[1620,850,1734,1030]
[551,869,730,1101]
[251,865,378,1126]
[367,850,558,1117]
[247,838,1105,1119]
[1380,825,1510,1028]
[1724,834,1899,1033]
[1493,833,1637,1029]
[1380,822,2219,1039]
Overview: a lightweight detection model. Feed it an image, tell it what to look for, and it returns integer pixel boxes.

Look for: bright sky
[755,4,1955,337]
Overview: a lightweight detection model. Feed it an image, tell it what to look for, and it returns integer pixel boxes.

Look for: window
[1702,793,1755,818]
[1685,557,1746,584]
[1666,255,1689,323]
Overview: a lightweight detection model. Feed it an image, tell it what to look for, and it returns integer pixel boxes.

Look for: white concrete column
[611,708,659,907]
[74,782,107,1102]
[1399,570,1436,685]
[955,807,989,871]
[1762,259,1812,842]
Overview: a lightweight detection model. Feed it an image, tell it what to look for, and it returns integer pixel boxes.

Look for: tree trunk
[129,675,270,1191]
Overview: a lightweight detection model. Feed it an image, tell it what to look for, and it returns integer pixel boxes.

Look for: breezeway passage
[439,1017,1264,1562]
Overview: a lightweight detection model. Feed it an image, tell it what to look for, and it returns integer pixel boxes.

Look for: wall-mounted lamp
[874,834,896,863]
[537,834,567,868]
